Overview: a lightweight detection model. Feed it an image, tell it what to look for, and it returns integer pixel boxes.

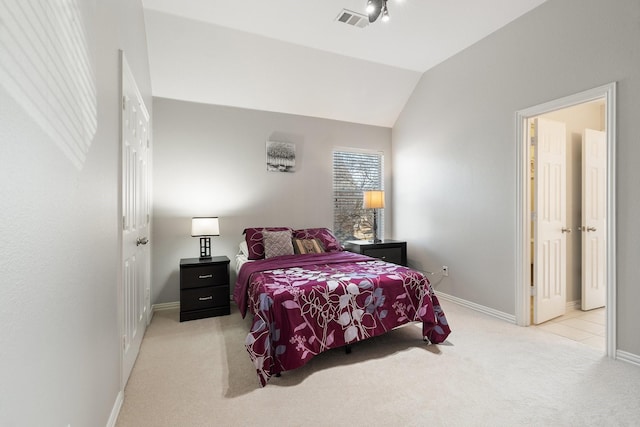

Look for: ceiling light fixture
[366,0,390,23]
[381,4,390,22]
[366,0,375,14]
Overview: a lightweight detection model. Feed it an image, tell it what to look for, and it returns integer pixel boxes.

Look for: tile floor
[534,306,606,352]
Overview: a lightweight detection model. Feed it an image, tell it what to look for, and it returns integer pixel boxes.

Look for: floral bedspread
[233,251,451,386]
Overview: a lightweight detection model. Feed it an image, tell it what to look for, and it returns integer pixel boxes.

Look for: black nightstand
[344,240,407,266]
[179,256,230,322]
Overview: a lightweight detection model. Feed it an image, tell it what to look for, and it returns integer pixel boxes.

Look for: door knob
[136,236,149,246]
[561,227,572,233]
[587,226,597,232]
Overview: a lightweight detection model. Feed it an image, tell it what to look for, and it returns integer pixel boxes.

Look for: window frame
[332,149,384,243]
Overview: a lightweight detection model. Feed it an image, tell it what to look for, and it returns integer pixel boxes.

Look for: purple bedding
[233,251,451,386]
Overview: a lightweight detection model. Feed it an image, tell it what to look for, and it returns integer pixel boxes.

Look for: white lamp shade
[191,217,220,236]
[363,190,385,209]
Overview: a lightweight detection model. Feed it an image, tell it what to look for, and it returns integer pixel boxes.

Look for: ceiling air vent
[335,9,369,28]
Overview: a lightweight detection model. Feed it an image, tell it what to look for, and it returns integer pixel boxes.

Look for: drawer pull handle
[199,296,213,301]
[199,274,213,279]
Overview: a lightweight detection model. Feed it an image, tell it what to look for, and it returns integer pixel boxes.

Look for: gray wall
[151,98,392,304]
[393,0,640,355]
[0,0,151,425]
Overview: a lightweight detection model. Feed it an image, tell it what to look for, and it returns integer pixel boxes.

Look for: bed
[233,227,451,386]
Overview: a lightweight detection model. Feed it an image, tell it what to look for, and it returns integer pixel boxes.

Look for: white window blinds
[332,150,384,243]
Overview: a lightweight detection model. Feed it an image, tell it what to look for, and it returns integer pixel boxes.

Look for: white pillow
[263,230,294,259]
[239,240,249,257]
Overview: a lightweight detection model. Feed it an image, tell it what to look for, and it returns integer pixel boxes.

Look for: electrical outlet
[442,265,449,276]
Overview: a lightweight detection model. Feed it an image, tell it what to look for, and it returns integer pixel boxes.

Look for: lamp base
[199,237,211,259]
[371,208,381,244]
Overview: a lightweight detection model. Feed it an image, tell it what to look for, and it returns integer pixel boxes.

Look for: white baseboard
[567,299,580,310]
[106,390,123,427]
[435,291,516,324]
[152,301,179,313]
[436,292,640,367]
[616,350,640,367]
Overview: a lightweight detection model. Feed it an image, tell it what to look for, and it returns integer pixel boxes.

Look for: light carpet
[116,301,640,427]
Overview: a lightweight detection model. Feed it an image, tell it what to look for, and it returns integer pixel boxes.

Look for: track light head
[367,0,390,23]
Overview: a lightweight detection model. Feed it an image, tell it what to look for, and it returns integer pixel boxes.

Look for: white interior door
[121,53,151,386]
[581,129,606,310]
[533,118,568,324]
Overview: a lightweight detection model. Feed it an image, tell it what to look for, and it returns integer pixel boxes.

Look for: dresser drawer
[180,264,228,289]
[181,285,229,312]
[364,247,403,265]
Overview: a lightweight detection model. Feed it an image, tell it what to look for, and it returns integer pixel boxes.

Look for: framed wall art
[266,140,295,172]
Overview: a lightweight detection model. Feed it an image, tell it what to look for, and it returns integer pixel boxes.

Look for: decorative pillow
[263,230,294,259]
[292,238,325,255]
[243,227,291,260]
[293,228,343,252]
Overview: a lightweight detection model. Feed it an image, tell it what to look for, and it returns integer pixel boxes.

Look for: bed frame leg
[345,344,352,354]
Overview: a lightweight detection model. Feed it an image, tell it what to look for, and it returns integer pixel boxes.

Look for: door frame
[515,82,616,358]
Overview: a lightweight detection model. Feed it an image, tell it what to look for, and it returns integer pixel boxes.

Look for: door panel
[581,129,606,310]
[533,118,567,324]
[121,53,150,386]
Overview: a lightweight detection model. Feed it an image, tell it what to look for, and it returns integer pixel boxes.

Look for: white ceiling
[142,0,547,127]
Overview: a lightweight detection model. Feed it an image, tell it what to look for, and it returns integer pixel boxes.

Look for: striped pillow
[293,238,325,254]
[293,228,342,252]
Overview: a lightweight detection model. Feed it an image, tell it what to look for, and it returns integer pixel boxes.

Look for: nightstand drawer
[180,264,228,289]
[181,285,229,312]
[364,247,403,265]
[344,240,407,266]
[180,306,230,322]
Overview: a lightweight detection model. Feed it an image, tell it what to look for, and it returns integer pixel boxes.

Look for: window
[333,150,384,243]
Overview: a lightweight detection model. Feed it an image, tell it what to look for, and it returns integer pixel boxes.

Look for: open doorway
[515,83,617,358]
[529,103,606,350]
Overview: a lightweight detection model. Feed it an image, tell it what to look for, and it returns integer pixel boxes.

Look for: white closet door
[121,52,151,386]
[533,118,568,324]
[581,129,606,310]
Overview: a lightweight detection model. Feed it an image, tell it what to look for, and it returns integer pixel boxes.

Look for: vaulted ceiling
[142,0,547,127]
